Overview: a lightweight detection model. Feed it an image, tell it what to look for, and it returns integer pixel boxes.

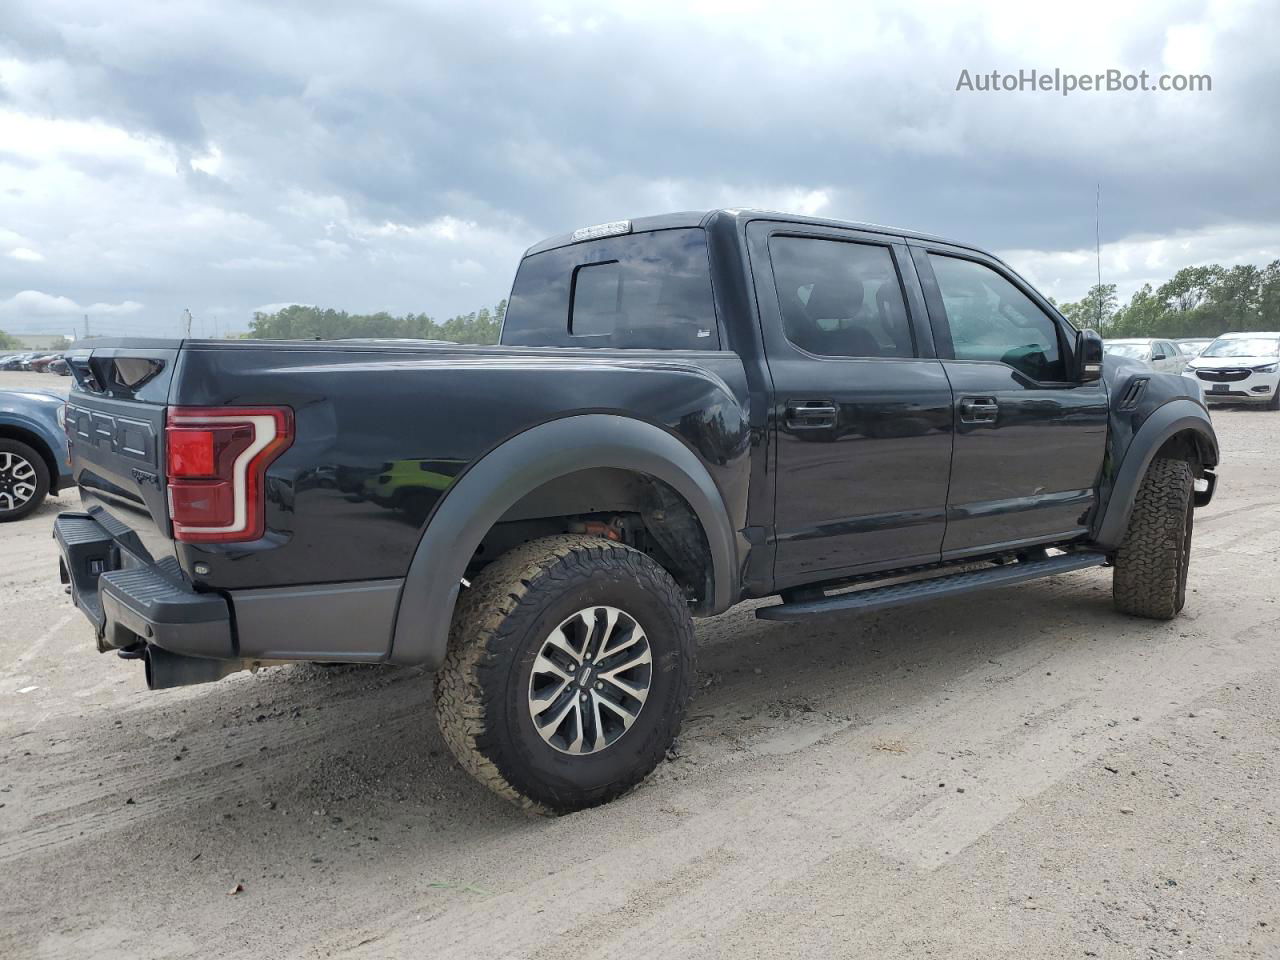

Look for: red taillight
[165,406,293,543]
[166,428,218,477]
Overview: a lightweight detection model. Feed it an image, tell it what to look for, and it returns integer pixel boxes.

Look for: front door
[747,222,954,589]
[1152,340,1183,374]
[911,246,1109,557]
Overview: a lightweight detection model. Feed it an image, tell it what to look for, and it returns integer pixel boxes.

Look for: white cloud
[0,289,144,320]
[0,0,1274,334]
[252,301,313,314]
[1001,222,1280,306]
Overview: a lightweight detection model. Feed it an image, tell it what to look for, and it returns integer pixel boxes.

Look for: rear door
[910,245,1109,558]
[64,343,178,563]
[746,221,953,588]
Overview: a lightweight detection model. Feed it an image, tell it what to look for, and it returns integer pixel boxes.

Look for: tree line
[248,300,507,344]
[18,257,1276,350]
[1054,260,1280,338]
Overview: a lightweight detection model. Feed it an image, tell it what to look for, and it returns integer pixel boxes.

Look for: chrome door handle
[959,397,999,423]
[785,401,838,429]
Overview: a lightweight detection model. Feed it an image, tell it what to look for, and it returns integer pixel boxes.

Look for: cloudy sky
[0,0,1276,338]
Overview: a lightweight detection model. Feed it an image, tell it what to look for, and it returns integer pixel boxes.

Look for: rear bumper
[54,511,402,667]
[54,512,233,658]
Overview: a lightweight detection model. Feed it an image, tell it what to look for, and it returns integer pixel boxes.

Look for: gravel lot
[2,373,1277,959]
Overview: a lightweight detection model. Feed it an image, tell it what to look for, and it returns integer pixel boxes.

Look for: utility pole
[83,313,89,341]
[182,308,193,338]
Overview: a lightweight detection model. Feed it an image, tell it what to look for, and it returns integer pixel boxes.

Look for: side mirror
[1076,329,1103,382]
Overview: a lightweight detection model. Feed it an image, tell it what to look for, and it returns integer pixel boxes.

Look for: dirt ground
[2,371,1277,959]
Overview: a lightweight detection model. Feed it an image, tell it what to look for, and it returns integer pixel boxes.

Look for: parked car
[48,357,71,376]
[28,354,61,373]
[1103,337,1186,373]
[53,210,1217,812]
[1176,337,1215,357]
[1183,331,1280,408]
[2,354,36,371]
[0,389,73,521]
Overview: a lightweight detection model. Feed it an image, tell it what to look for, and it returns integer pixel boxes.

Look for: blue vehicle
[0,389,72,521]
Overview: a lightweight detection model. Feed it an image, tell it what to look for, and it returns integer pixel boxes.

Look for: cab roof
[522,209,985,258]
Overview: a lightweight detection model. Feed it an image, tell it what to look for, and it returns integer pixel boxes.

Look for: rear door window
[503,228,720,349]
[769,236,916,358]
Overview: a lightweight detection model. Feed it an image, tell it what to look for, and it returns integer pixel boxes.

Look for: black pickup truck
[54,210,1218,813]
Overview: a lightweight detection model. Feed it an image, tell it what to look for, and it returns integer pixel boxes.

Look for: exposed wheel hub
[527,605,653,756]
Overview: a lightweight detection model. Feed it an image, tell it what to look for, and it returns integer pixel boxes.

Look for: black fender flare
[1092,398,1218,550]
[387,413,737,667]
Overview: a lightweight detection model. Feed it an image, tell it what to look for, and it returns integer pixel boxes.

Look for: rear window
[502,228,720,349]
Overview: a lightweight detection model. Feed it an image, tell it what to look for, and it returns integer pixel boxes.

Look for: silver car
[1103,338,1187,374]
[1176,337,1215,357]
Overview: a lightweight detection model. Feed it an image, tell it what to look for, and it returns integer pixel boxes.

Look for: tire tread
[1112,457,1194,619]
[434,535,693,813]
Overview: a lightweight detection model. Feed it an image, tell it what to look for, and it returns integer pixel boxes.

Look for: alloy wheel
[0,452,38,513]
[527,605,653,756]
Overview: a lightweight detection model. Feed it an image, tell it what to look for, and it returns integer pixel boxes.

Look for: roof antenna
[1095,182,1102,328]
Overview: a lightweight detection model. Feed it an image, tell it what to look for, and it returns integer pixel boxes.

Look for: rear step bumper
[757,550,1108,621]
[54,512,234,659]
[54,511,405,686]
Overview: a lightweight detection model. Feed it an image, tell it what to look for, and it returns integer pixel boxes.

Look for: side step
[756,551,1108,622]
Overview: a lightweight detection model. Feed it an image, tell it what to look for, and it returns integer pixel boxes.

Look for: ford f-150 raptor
[53,209,1218,812]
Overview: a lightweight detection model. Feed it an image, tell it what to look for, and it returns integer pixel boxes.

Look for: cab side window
[929,254,1066,381]
[503,228,721,350]
[770,236,916,359]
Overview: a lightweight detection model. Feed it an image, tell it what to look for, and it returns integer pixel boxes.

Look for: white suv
[1184,332,1280,409]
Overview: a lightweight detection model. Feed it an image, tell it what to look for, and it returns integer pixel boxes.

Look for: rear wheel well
[0,426,58,487]
[464,467,715,611]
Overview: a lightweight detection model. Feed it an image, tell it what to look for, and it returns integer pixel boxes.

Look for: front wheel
[0,439,50,522]
[1112,457,1194,619]
[434,534,694,813]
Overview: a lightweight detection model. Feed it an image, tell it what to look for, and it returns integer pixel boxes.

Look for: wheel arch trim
[388,413,737,667]
[1093,398,1218,550]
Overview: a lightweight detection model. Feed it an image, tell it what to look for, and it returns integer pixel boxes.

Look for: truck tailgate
[64,344,179,563]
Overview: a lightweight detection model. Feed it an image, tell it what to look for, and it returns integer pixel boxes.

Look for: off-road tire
[1267,386,1280,410]
[1112,457,1194,619]
[0,438,50,522]
[434,534,695,814]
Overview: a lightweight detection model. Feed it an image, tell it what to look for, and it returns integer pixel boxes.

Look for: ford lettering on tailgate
[67,404,158,466]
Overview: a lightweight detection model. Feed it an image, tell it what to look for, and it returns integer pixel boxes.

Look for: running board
[756,551,1108,622]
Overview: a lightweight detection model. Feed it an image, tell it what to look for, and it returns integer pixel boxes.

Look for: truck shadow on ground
[9,563,1201,951]
[27,570,1153,868]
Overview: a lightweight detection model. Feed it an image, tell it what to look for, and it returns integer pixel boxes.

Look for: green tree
[1057,283,1118,330]
[1259,261,1280,329]
[1108,283,1167,336]
[0,329,21,350]
[248,302,506,344]
[1202,264,1261,333]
